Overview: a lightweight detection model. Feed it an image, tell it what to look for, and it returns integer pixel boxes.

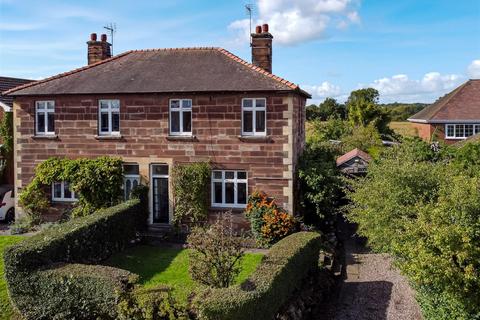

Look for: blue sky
[0,0,479,103]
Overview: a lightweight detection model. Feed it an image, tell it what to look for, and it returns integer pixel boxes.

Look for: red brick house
[408,79,480,144]
[5,25,310,227]
[0,76,34,185]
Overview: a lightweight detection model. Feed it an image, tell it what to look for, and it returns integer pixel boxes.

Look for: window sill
[31,135,58,140]
[237,135,271,142]
[94,135,123,140]
[166,135,197,142]
[210,206,246,213]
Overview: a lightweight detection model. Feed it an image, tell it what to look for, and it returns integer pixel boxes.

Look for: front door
[151,164,169,224]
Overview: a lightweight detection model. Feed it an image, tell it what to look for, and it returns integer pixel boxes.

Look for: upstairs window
[242,98,266,136]
[52,181,77,202]
[35,101,55,135]
[211,170,247,208]
[99,100,120,135]
[169,99,192,135]
[123,164,140,200]
[445,124,480,139]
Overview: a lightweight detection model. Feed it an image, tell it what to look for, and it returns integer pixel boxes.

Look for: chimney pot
[87,32,111,65]
[251,24,273,73]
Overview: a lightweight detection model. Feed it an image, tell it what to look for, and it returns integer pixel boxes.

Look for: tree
[306,104,321,121]
[346,139,480,319]
[298,142,343,228]
[346,88,392,136]
[341,124,383,157]
[306,98,346,121]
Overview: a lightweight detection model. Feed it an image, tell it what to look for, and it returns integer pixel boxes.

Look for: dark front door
[152,177,169,223]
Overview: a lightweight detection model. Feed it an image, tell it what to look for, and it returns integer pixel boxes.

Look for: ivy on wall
[19,156,124,219]
[171,161,211,226]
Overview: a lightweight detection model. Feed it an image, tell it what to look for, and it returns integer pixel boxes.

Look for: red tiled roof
[336,148,372,166]
[4,48,311,98]
[408,80,480,123]
[0,76,34,108]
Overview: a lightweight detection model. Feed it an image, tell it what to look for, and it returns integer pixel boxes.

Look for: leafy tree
[298,142,343,228]
[306,98,346,121]
[346,139,480,319]
[341,124,383,157]
[307,118,351,145]
[346,88,393,136]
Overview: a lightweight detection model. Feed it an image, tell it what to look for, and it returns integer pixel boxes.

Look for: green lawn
[106,245,263,302]
[0,235,25,320]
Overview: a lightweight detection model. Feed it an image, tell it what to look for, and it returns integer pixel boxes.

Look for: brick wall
[14,92,306,224]
[411,122,460,145]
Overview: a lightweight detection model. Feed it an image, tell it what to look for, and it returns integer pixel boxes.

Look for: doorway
[150,164,169,224]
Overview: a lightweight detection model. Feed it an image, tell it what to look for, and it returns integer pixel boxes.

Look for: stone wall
[13,92,306,224]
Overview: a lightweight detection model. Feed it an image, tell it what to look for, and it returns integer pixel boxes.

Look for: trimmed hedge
[195,231,322,320]
[3,199,145,319]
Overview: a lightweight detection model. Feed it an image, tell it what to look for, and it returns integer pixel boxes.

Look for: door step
[141,224,173,243]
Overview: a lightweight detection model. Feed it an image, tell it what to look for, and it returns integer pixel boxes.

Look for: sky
[0,0,479,104]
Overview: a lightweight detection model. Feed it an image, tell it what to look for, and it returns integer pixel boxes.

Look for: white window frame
[169,99,192,136]
[123,164,140,200]
[445,123,480,139]
[51,181,77,202]
[241,98,267,136]
[98,99,120,136]
[211,170,248,208]
[35,101,55,135]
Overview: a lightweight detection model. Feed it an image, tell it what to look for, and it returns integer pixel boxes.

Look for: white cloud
[467,59,480,79]
[229,0,360,46]
[303,81,342,100]
[364,72,463,103]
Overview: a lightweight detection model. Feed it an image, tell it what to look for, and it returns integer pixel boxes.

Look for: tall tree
[346,88,392,135]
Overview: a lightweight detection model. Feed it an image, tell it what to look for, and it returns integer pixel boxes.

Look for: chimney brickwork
[251,24,273,73]
[87,33,112,65]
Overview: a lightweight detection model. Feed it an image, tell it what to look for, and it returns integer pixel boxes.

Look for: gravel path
[315,222,423,320]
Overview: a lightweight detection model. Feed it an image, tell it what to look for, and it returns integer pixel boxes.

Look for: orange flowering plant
[245,190,297,245]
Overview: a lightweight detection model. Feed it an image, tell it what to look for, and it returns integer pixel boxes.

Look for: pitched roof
[336,148,372,167]
[0,76,34,109]
[408,80,480,123]
[4,48,311,98]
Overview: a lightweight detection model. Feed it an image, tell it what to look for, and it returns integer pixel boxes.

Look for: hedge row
[195,231,322,320]
[3,199,145,320]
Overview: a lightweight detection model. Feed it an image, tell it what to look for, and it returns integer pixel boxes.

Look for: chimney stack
[251,24,273,73]
[87,33,112,65]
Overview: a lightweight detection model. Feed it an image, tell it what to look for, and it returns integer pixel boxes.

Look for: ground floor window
[123,163,140,200]
[52,181,77,202]
[445,123,480,139]
[211,170,247,208]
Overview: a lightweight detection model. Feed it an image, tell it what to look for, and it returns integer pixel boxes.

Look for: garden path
[315,222,423,320]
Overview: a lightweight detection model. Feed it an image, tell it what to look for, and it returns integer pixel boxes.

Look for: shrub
[172,162,210,226]
[346,139,480,319]
[195,232,322,320]
[117,285,190,320]
[245,191,297,245]
[4,199,146,319]
[16,263,137,320]
[261,209,297,245]
[18,156,124,219]
[188,213,245,288]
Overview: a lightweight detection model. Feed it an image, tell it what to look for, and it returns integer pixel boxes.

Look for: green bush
[117,285,189,320]
[346,139,480,319]
[18,156,124,219]
[3,199,146,319]
[16,263,137,320]
[172,162,210,226]
[195,232,322,320]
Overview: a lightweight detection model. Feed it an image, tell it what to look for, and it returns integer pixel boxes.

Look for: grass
[106,245,263,302]
[0,235,25,320]
[390,121,419,137]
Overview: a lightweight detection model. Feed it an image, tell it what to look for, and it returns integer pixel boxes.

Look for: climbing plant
[171,161,210,226]
[0,111,13,182]
[19,156,124,219]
